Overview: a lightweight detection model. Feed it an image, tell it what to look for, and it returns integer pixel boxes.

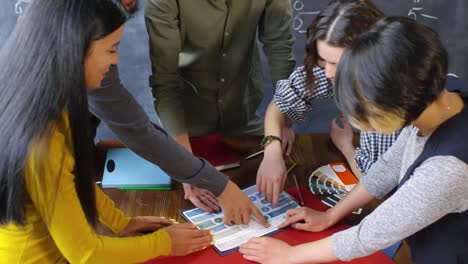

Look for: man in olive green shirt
[144,0,295,211]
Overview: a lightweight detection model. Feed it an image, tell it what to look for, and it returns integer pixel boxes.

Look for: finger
[186,233,214,250]
[192,198,214,213]
[200,194,221,212]
[250,204,269,227]
[187,229,213,240]
[204,193,221,211]
[242,254,262,263]
[272,182,280,207]
[239,243,260,254]
[223,209,234,225]
[282,138,288,152]
[240,208,250,225]
[285,208,301,217]
[286,140,293,156]
[266,181,273,203]
[247,237,265,244]
[331,118,339,129]
[256,172,261,193]
[152,217,174,226]
[258,173,265,198]
[292,222,310,231]
[176,223,199,229]
[277,213,304,229]
[233,207,242,225]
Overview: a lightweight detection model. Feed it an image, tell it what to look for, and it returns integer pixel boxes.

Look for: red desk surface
[146,186,393,264]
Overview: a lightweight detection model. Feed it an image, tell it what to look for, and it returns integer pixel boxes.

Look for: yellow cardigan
[0,114,171,263]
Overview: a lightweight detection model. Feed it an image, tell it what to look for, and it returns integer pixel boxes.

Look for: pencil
[291,171,305,206]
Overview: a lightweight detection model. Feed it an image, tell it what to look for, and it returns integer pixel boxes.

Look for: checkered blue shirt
[274,66,401,175]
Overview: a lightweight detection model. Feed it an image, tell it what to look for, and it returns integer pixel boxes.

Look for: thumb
[291,222,310,231]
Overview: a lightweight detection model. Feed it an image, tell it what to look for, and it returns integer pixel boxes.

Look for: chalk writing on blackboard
[15,0,31,15]
[408,0,438,20]
[292,0,320,34]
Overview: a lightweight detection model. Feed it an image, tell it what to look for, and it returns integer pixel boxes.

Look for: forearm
[95,186,131,234]
[341,147,362,179]
[264,101,285,138]
[174,133,192,152]
[263,101,285,157]
[87,68,228,196]
[326,184,375,226]
[288,237,337,263]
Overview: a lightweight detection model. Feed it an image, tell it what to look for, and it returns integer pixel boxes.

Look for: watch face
[261,136,270,147]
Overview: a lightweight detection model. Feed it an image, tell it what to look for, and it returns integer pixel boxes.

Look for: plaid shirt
[274,66,400,175]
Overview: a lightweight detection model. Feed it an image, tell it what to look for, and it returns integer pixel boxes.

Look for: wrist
[182,183,192,192]
[324,207,340,228]
[340,145,356,160]
[264,140,283,156]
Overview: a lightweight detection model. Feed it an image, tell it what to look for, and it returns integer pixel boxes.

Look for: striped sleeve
[355,131,401,175]
[273,66,333,121]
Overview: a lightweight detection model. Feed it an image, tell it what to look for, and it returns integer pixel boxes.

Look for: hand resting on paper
[277,207,334,232]
[240,237,292,264]
[120,216,175,236]
[183,183,221,213]
[164,223,214,256]
[218,181,269,227]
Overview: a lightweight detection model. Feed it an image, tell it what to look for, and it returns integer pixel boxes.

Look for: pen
[291,171,305,206]
[244,149,264,160]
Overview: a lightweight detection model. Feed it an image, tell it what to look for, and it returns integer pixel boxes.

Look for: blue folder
[101,148,171,189]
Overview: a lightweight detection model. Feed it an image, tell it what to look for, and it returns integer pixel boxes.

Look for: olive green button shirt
[145,0,295,137]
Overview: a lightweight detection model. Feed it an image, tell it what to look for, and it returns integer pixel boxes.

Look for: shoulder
[25,113,75,188]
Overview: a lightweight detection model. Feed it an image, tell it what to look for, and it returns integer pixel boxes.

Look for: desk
[96,134,412,263]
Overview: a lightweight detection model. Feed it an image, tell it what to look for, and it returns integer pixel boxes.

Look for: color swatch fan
[309,163,361,213]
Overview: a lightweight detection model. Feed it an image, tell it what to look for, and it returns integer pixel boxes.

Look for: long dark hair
[304,0,384,90]
[335,17,448,133]
[0,0,129,225]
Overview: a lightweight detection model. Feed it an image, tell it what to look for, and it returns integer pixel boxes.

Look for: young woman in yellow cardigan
[0,0,214,263]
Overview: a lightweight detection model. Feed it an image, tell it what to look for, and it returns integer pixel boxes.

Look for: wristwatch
[260,135,282,148]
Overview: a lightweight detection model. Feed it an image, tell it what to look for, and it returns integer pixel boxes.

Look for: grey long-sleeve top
[331,126,468,260]
[87,65,228,196]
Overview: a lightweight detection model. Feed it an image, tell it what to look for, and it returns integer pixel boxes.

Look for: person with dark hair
[240,17,468,263]
[257,0,400,206]
[144,0,296,206]
[0,0,217,262]
[87,0,272,221]
[88,1,267,225]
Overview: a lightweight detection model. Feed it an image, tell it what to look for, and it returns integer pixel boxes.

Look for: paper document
[181,185,300,255]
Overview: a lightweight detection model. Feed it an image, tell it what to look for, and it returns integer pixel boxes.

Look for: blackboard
[1,0,467,134]
[290,0,468,80]
[0,0,160,139]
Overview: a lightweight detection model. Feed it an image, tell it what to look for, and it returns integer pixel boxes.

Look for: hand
[330,116,354,154]
[183,183,221,213]
[277,207,333,232]
[281,123,295,157]
[257,141,287,206]
[164,223,213,256]
[240,237,292,264]
[218,181,269,227]
[120,216,175,236]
